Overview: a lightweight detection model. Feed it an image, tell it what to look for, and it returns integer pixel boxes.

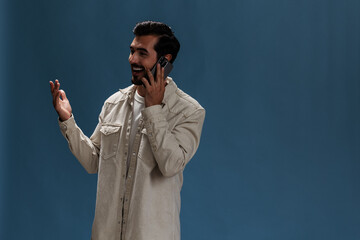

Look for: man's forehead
[130,35,159,50]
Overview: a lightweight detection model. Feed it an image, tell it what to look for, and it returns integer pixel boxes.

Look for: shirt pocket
[99,124,122,160]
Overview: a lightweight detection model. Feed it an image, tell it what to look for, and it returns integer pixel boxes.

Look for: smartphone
[144,56,173,86]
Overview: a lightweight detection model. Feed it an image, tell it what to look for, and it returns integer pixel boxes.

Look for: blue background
[1,0,359,239]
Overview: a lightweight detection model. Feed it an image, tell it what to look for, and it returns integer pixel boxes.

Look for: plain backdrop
[0,0,359,239]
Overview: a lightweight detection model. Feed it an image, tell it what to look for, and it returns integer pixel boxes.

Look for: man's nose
[129,53,138,64]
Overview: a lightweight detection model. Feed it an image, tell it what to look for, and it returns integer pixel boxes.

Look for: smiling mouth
[132,66,145,73]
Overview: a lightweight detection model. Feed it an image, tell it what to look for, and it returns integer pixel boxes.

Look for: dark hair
[133,21,180,63]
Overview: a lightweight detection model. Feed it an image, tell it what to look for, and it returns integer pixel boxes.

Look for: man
[50,21,205,240]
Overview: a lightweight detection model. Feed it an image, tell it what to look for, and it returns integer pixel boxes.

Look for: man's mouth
[132,65,145,73]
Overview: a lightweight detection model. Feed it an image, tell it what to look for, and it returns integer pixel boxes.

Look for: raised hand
[141,63,166,107]
[49,79,72,121]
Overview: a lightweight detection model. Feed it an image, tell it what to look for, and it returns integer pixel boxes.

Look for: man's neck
[136,85,146,97]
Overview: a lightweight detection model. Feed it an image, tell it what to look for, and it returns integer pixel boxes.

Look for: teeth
[133,67,143,71]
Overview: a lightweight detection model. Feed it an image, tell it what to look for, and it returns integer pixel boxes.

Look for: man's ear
[164,54,172,62]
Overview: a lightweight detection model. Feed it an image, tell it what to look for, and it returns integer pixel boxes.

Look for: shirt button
[62,125,67,130]
[132,152,136,156]
[128,175,131,179]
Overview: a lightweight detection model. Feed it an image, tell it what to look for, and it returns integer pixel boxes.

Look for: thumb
[59,90,67,100]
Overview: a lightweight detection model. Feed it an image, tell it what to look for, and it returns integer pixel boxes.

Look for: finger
[160,67,165,92]
[59,90,67,100]
[141,77,151,89]
[50,81,54,93]
[146,67,155,87]
[54,88,61,106]
[158,67,163,91]
[156,63,161,86]
[52,85,59,101]
[55,79,60,91]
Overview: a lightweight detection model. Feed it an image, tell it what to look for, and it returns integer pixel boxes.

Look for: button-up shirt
[58,78,205,240]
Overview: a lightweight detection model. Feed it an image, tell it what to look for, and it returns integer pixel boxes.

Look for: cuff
[141,105,166,122]
[58,114,76,135]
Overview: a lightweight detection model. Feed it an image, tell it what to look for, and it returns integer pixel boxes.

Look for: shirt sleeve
[141,105,205,177]
[58,114,102,174]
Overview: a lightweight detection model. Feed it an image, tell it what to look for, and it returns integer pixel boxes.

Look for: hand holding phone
[144,56,173,86]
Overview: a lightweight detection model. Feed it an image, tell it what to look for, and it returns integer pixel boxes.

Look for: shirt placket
[117,92,134,239]
[121,117,144,240]
[119,89,146,240]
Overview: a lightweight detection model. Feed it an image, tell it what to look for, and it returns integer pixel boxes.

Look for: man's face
[129,35,159,85]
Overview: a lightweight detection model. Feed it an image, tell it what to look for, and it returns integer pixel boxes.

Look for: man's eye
[139,52,147,56]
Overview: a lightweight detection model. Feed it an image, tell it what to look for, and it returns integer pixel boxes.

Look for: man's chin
[131,76,144,86]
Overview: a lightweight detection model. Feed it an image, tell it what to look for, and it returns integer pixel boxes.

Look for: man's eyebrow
[129,46,149,53]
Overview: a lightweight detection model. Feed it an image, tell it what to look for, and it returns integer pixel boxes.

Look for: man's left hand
[141,63,166,107]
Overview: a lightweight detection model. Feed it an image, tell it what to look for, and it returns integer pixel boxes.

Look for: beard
[131,64,146,85]
[131,75,144,86]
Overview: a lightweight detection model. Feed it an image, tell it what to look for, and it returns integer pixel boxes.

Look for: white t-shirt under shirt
[127,90,145,172]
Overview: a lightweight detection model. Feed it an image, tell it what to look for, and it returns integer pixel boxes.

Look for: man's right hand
[50,79,72,122]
